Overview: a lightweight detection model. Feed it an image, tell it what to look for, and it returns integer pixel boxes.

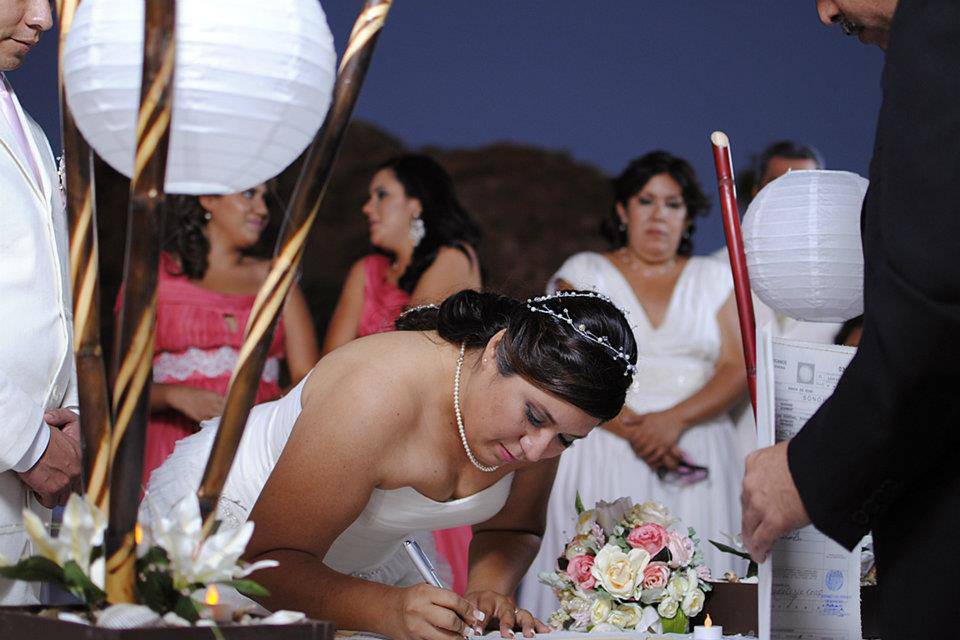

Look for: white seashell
[57,612,91,625]
[95,604,161,629]
[257,609,306,625]
[162,612,191,627]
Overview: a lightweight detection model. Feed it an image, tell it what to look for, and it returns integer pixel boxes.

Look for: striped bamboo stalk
[711,131,758,416]
[104,0,176,604]
[195,0,394,534]
[56,0,114,516]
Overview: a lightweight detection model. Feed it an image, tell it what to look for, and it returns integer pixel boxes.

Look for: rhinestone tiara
[526,291,637,377]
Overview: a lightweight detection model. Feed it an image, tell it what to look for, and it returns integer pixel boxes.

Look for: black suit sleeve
[786,0,960,550]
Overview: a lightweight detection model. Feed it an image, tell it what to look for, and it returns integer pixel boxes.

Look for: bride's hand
[622,409,686,470]
[466,590,550,638]
[395,583,485,640]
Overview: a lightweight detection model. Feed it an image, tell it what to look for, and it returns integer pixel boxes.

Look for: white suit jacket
[0,74,78,604]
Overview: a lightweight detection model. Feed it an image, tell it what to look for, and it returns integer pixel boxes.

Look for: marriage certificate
[756,330,861,640]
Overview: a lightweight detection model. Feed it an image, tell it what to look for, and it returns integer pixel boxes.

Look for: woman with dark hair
[143,289,638,638]
[323,154,482,353]
[136,185,319,485]
[322,154,483,593]
[520,151,748,615]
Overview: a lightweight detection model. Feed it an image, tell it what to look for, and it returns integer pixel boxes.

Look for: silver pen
[403,538,445,588]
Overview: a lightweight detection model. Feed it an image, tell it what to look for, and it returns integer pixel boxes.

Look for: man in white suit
[1,0,82,604]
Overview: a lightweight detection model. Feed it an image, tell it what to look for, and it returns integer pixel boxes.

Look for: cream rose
[666,575,690,601]
[627,501,677,527]
[590,595,614,625]
[577,509,598,536]
[657,596,679,619]
[610,604,642,629]
[591,544,650,598]
[682,588,705,617]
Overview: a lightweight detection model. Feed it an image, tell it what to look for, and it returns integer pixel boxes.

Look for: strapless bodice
[143,376,515,578]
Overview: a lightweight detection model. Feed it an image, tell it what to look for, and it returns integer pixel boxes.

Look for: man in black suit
[741,0,960,636]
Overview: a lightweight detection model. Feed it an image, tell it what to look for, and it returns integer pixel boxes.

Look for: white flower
[625,501,677,527]
[666,575,690,601]
[681,588,705,617]
[139,495,276,589]
[21,493,106,581]
[591,544,650,598]
[594,498,632,534]
[590,595,613,625]
[657,596,679,619]
[607,603,641,630]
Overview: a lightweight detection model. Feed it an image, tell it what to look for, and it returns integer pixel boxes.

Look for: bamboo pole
[195,0,394,534]
[710,131,758,416]
[104,0,176,604]
[56,0,114,516]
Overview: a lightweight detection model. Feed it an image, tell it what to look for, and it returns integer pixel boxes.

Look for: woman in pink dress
[138,184,320,487]
[323,155,482,594]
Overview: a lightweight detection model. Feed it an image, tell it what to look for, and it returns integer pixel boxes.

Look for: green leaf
[174,595,201,624]
[221,579,270,598]
[136,564,178,615]
[660,610,688,634]
[574,492,584,515]
[136,545,170,570]
[62,561,107,608]
[0,556,65,585]
[709,539,752,561]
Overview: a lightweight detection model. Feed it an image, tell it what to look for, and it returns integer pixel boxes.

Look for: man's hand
[741,440,811,562]
[17,412,82,508]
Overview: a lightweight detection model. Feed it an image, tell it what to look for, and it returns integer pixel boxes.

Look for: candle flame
[205,584,220,606]
[134,524,143,545]
[705,613,713,628]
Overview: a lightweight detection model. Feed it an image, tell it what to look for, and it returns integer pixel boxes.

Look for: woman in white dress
[143,289,637,640]
[520,151,748,618]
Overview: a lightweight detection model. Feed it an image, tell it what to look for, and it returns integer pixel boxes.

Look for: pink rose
[666,531,695,568]
[642,561,671,590]
[627,523,668,556]
[566,554,596,589]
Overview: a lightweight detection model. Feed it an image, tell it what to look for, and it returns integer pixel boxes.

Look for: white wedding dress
[143,376,514,591]
[518,253,746,619]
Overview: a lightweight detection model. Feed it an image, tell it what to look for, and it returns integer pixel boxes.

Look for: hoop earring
[409,216,426,247]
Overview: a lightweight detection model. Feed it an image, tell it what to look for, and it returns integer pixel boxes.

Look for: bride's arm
[466,461,558,630]
[242,374,480,637]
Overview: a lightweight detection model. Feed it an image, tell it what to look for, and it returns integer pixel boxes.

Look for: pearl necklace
[454,343,499,473]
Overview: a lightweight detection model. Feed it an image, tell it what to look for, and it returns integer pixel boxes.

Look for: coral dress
[139,253,286,487]
[357,254,474,596]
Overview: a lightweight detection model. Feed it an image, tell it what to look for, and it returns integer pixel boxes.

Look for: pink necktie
[0,74,43,188]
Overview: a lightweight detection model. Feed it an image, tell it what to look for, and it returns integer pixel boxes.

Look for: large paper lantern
[63,0,336,194]
[742,170,868,322]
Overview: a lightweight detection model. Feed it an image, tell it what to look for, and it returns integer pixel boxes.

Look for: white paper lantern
[63,0,336,194]
[742,170,868,322]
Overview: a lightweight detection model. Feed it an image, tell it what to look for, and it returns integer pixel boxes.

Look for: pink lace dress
[139,253,286,487]
[357,254,474,595]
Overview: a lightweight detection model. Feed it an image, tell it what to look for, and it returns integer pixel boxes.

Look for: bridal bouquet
[539,496,710,634]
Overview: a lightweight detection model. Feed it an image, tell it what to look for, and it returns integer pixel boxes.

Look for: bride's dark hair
[396,290,637,422]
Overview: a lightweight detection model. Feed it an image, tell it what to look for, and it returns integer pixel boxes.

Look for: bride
[143,289,637,640]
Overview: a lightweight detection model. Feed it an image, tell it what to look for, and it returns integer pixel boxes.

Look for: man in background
[1,0,82,605]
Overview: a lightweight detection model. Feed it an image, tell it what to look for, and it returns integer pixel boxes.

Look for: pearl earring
[203,211,212,222]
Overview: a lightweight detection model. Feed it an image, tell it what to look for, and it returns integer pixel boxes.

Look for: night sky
[9,1,884,253]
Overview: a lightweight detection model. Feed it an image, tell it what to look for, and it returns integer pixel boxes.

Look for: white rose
[657,596,679,619]
[595,497,632,534]
[590,595,613,625]
[629,501,677,527]
[609,604,642,629]
[591,544,650,598]
[681,588,705,617]
[666,575,689,601]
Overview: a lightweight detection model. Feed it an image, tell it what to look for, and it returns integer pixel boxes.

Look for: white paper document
[756,329,861,640]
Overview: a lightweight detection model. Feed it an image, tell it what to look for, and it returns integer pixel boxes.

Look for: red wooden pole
[710,131,757,416]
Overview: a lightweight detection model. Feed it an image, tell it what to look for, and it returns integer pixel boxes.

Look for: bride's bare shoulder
[297,333,430,444]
